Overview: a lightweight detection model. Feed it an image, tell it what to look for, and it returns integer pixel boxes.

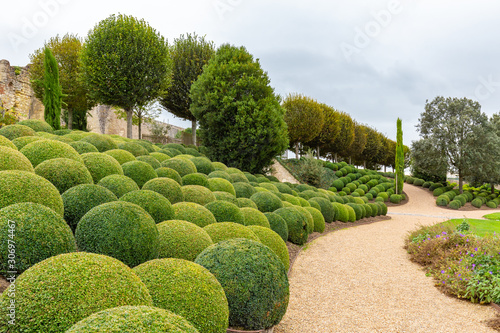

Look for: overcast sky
[2,0,500,145]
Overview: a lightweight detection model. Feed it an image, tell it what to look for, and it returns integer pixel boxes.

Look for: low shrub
[487,201,498,209]
[0,253,152,333]
[80,133,118,152]
[0,170,63,215]
[120,190,174,224]
[155,167,183,185]
[143,177,184,204]
[161,158,197,177]
[173,202,217,228]
[203,222,260,243]
[69,141,99,154]
[97,174,140,198]
[273,207,308,245]
[66,306,199,333]
[82,152,124,183]
[233,182,257,198]
[241,207,270,228]
[281,193,301,206]
[0,202,76,274]
[75,201,159,267]
[182,172,209,187]
[149,152,170,163]
[195,239,289,330]
[21,139,82,167]
[294,206,314,233]
[104,149,137,165]
[157,220,213,261]
[212,191,238,205]
[308,197,335,223]
[0,145,34,172]
[332,202,349,222]
[122,161,158,188]
[208,170,232,182]
[248,225,290,271]
[436,195,450,206]
[264,212,288,242]
[0,124,36,140]
[205,201,244,225]
[250,191,283,212]
[390,194,402,204]
[182,185,216,206]
[164,143,187,154]
[237,198,258,209]
[207,178,236,196]
[471,198,484,208]
[274,182,293,195]
[230,173,249,183]
[11,135,44,150]
[449,200,462,210]
[17,119,53,133]
[134,259,228,333]
[35,158,93,193]
[118,142,149,157]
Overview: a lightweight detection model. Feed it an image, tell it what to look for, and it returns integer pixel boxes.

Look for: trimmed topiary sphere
[182,172,209,187]
[134,259,229,333]
[264,212,288,242]
[212,161,228,171]
[137,155,161,169]
[62,184,118,232]
[205,201,245,225]
[150,152,171,163]
[190,157,215,175]
[161,158,197,177]
[120,190,174,224]
[157,220,213,261]
[35,158,93,193]
[208,170,232,182]
[75,201,159,267]
[0,134,17,150]
[281,193,301,206]
[0,170,63,215]
[122,161,158,188]
[17,119,53,133]
[204,222,260,244]
[97,174,140,198]
[164,143,187,154]
[182,185,217,206]
[118,142,149,157]
[208,178,236,196]
[273,207,308,245]
[237,197,258,209]
[309,197,335,223]
[390,194,402,204]
[104,148,137,164]
[305,206,325,233]
[80,133,118,152]
[247,225,289,271]
[241,207,271,228]
[81,152,124,183]
[0,145,34,172]
[195,238,289,330]
[234,182,258,199]
[250,191,284,213]
[66,305,200,333]
[332,203,349,222]
[155,167,183,185]
[11,135,45,150]
[212,191,238,205]
[20,139,82,167]
[294,206,314,234]
[0,252,153,333]
[173,202,217,227]
[0,203,76,274]
[0,124,36,140]
[142,177,184,204]
[229,173,249,183]
[69,141,99,154]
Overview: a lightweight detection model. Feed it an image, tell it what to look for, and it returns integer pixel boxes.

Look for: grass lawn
[484,212,500,221]
[442,218,500,237]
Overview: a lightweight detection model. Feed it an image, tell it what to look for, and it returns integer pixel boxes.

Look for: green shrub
[363,204,372,217]
[118,142,149,157]
[237,197,258,209]
[120,190,174,224]
[164,143,187,154]
[195,239,289,330]
[241,207,271,228]
[376,202,388,215]
[207,170,231,182]
[157,220,213,261]
[273,207,308,245]
[0,202,76,274]
[0,145,34,172]
[233,181,257,198]
[104,149,137,164]
[173,202,217,227]
[0,252,152,333]
[17,119,53,133]
[207,177,236,196]
[62,184,117,232]
[134,259,228,333]
[433,187,446,196]
[75,201,159,267]
[0,170,63,215]
[203,222,260,243]
[80,133,118,152]
[449,200,462,210]
[149,152,170,163]
[10,135,43,150]
[258,182,279,193]
[455,194,467,206]
[487,201,498,209]
[344,205,356,222]
[20,139,82,167]
[436,195,449,206]
[228,173,248,183]
[281,193,301,206]
[185,157,212,175]
[122,161,158,188]
[211,161,228,171]
[250,191,283,213]
[390,194,402,204]
[345,203,362,220]
[66,305,199,333]
[160,148,181,157]
[244,172,258,183]
[368,203,379,216]
[35,158,93,193]
[273,182,293,194]
[161,158,197,177]
[308,197,335,223]
[136,140,156,153]
[142,177,184,204]
[303,206,325,233]
[332,203,348,222]
[413,178,425,186]
[82,152,124,183]
[248,225,289,271]
[69,141,99,154]
[294,206,314,233]
[264,212,288,242]
[256,176,271,183]
[0,124,36,140]
[155,167,183,185]
[182,172,209,187]
[182,185,216,206]
[213,191,238,205]
[97,174,139,198]
[204,201,244,225]
[64,132,91,141]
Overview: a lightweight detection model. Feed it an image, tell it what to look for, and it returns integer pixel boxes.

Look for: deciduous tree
[305,103,340,159]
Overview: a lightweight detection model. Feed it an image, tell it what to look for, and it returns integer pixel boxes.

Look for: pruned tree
[346,122,367,165]
[114,102,162,139]
[80,14,172,138]
[30,34,94,130]
[305,103,340,159]
[358,125,382,169]
[160,33,215,145]
[282,93,324,157]
[410,137,448,183]
[190,44,289,173]
[43,48,62,130]
[395,118,404,194]
[326,111,355,161]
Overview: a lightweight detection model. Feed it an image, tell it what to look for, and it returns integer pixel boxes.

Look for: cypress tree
[395,118,404,194]
[43,48,62,130]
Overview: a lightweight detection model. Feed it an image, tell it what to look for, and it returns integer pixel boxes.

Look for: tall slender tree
[43,48,62,130]
[395,118,404,194]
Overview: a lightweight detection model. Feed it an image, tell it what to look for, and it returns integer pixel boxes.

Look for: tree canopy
[42,48,62,130]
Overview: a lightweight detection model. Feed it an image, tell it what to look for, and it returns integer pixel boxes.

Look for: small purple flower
[490,271,493,274]
[441,270,445,274]
[474,247,478,251]
[471,254,474,257]
[442,231,447,235]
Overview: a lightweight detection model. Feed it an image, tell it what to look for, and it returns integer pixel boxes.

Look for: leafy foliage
[42,48,62,130]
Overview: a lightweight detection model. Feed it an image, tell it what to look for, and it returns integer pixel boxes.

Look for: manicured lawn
[484,212,500,221]
[443,218,500,237]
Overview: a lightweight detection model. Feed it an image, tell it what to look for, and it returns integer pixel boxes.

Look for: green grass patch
[484,212,500,221]
[442,218,500,237]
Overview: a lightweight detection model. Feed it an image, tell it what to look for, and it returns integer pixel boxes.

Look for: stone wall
[0,59,184,140]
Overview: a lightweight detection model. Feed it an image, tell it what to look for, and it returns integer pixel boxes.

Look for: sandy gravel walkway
[276,184,500,333]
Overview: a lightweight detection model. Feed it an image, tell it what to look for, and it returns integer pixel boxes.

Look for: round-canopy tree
[160,33,215,145]
[190,44,288,173]
[80,14,172,139]
[304,103,340,159]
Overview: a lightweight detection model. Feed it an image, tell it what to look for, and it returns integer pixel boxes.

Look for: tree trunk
[295,144,299,158]
[317,145,320,159]
[395,173,399,194]
[458,169,463,194]
[384,165,387,172]
[138,116,142,140]
[334,153,338,163]
[192,119,197,146]
[67,109,73,130]
[349,156,352,165]
[492,183,495,194]
[363,160,366,169]
[126,107,133,139]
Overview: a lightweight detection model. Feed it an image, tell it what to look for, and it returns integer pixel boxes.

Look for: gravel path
[275,184,500,333]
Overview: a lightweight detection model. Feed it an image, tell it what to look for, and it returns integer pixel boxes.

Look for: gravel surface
[276,184,500,333]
